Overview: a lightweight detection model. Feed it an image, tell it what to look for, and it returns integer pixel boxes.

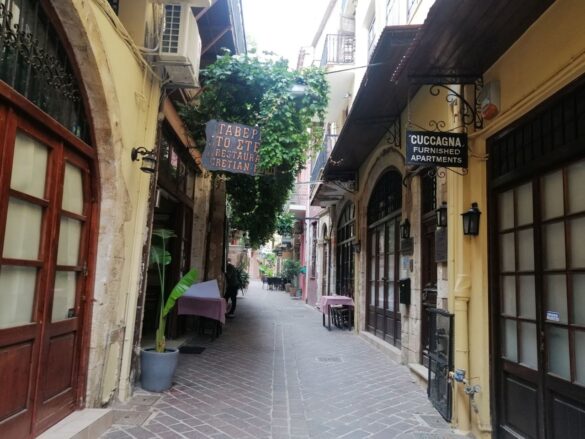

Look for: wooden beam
[201,26,232,56]
[195,0,219,21]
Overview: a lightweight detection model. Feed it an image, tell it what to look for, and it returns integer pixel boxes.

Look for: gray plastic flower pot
[140,347,179,392]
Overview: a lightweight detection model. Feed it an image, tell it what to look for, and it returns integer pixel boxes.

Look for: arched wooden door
[336,203,355,297]
[0,1,96,437]
[366,170,402,347]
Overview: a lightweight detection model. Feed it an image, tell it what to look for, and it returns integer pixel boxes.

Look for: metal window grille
[162,4,181,53]
[367,170,402,224]
[0,0,89,142]
[427,308,453,421]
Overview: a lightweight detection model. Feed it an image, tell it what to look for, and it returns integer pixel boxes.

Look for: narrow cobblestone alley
[101,281,466,439]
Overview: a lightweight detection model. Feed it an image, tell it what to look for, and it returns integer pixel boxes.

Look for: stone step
[38,408,112,439]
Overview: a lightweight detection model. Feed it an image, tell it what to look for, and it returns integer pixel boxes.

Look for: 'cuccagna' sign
[201,120,261,175]
[406,131,468,168]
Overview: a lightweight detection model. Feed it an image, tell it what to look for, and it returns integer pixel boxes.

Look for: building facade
[0,0,248,437]
[311,0,585,438]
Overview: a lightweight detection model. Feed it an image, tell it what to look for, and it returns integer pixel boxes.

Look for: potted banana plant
[140,229,198,392]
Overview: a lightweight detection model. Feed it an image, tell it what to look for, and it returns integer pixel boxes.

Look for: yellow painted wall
[449,1,585,437]
[51,0,162,405]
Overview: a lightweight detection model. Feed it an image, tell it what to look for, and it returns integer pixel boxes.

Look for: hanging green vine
[181,53,328,247]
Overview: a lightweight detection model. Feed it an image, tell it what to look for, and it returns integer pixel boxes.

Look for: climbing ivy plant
[181,53,328,247]
[275,211,295,236]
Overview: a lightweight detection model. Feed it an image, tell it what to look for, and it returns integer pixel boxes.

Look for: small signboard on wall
[201,120,261,175]
[406,131,468,168]
[435,227,448,263]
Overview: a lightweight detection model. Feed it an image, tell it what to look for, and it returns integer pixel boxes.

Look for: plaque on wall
[435,227,448,262]
[400,237,414,255]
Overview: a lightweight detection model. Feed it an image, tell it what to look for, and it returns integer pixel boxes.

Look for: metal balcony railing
[311,135,338,192]
[320,34,355,67]
[289,192,308,206]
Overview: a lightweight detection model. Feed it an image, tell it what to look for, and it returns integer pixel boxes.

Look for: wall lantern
[436,202,448,228]
[461,202,481,236]
[290,83,307,98]
[352,240,361,253]
[131,147,157,174]
[400,218,411,239]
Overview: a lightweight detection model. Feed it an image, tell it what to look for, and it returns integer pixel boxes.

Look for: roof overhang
[322,25,419,180]
[322,0,556,180]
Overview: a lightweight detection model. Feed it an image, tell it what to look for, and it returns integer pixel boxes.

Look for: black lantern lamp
[131,147,157,174]
[436,202,448,228]
[352,240,361,253]
[400,218,411,239]
[462,202,481,236]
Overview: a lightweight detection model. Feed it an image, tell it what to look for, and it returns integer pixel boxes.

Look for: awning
[323,25,420,180]
[321,0,556,181]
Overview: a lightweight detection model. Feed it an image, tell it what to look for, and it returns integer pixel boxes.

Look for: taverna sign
[201,120,261,176]
[406,131,468,168]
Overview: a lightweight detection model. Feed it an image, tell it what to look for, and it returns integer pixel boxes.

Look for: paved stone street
[101,281,465,439]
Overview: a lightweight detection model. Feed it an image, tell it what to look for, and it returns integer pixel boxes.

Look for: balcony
[311,135,338,192]
[320,35,355,67]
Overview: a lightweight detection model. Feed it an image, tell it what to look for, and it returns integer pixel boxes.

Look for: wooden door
[493,161,585,438]
[366,169,402,347]
[0,112,93,438]
[367,217,401,346]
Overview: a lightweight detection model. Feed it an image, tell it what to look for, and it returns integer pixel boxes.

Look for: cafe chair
[330,304,353,330]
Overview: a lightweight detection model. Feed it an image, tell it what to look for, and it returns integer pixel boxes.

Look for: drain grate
[112,410,151,425]
[316,356,343,363]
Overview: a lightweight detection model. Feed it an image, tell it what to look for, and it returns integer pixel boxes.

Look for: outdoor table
[178,280,226,326]
[317,295,354,330]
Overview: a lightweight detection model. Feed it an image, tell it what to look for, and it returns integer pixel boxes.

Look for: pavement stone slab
[100,281,467,439]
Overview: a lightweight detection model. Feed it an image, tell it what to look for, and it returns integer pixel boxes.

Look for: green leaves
[162,268,198,317]
[180,54,328,247]
[149,228,198,352]
[149,245,171,267]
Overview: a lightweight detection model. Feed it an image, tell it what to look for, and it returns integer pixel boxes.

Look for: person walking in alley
[225,259,239,318]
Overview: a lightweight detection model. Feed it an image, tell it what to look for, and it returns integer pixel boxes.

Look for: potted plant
[282,259,302,295]
[140,229,198,392]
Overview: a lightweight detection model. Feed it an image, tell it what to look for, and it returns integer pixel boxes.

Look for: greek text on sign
[406,131,468,168]
[201,120,261,176]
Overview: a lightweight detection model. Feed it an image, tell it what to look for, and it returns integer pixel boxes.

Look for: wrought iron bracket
[385,116,401,148]
[402,165,468,187]
[325,179,356,194]
[409,75,484,130]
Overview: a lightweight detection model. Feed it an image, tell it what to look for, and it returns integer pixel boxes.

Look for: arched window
[366,169,402,346]
[336,202,355,297]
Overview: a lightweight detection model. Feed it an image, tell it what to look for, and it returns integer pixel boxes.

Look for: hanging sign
[406,131,468,168]
[201,119,261,175]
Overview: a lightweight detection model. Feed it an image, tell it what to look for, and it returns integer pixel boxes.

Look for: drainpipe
[453,274,471,432]
[449,84,471,432]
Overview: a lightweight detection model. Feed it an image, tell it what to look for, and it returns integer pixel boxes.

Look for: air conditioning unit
[157,2,204,88]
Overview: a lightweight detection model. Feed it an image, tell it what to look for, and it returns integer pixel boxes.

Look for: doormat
[179,345,205,354]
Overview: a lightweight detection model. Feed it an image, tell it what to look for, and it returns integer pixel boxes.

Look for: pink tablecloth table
[317,295,354,330]
[177,296,226,325]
